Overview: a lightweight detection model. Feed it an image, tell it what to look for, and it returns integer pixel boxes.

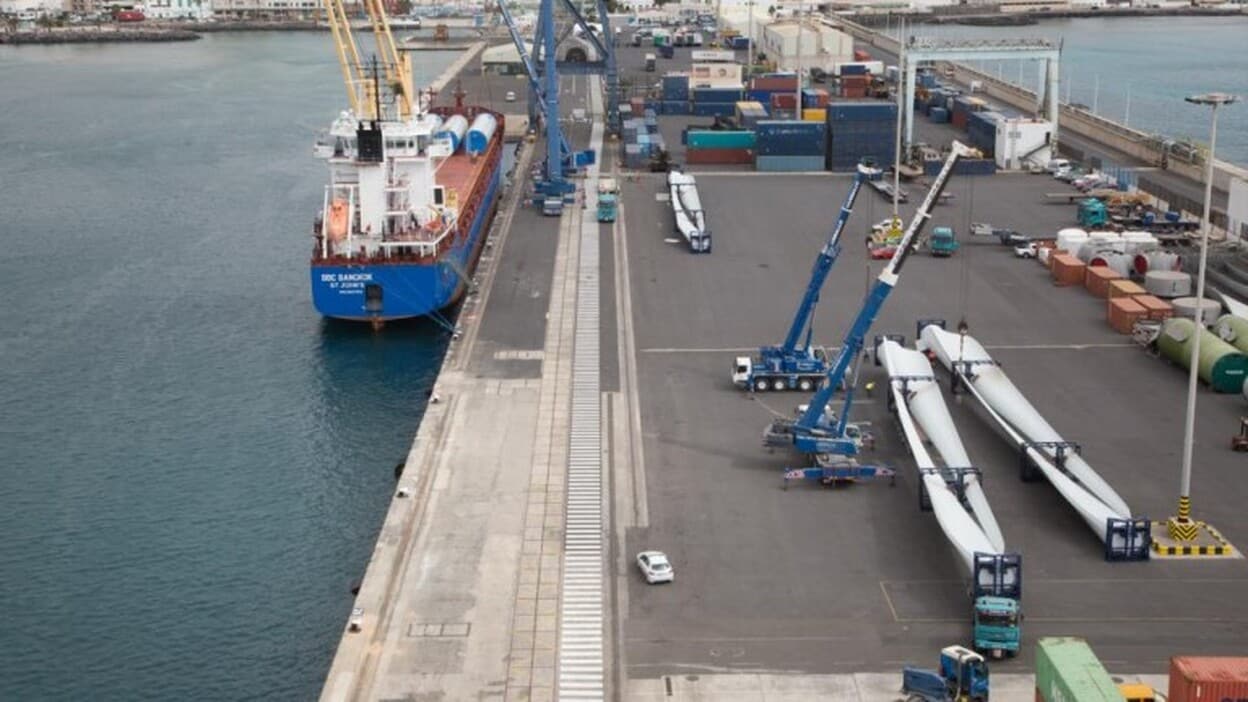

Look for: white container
[1056,229,1088,253]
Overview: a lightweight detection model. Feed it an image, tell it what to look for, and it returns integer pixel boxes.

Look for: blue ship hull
[310,163,501,322]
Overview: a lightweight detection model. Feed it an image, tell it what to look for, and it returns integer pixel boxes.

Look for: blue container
[687,130,756,149]
[692,101,736,117]
[756,154,825,172]
[747,89,775,104]
[731,36,750,50]
[756,120,827,156]
[840,64,868,76]
[929,107,949,124]
[661,100,690,115]
[662,74,690,100]
[826,101,898,122]
[693,87,744,104]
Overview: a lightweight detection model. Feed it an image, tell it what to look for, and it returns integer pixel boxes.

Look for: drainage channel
[558,82,606,702]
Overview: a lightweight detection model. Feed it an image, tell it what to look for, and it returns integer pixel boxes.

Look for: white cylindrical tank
[1056,228,1088,253]
[1172,296,1222,325]
[434,114,469,152]
[465,113,497,155]
[1144,270,1192,298]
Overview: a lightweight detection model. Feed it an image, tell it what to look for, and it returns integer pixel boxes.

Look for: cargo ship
[310,91,504,326]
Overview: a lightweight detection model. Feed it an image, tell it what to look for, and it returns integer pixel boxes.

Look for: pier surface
[323,41,1248,702]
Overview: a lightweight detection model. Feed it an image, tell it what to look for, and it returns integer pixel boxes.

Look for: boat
[309,79,503,325]
[667,170,711,253]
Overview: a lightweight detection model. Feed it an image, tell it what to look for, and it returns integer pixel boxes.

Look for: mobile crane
[763,142,973,482]
[732,163,876,392]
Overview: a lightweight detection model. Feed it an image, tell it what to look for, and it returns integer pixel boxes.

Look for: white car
[1014,242,1037,259]
[505,91,517,102]
[636,551,674,584]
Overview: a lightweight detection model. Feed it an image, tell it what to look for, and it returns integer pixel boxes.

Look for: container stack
[1169,657,1248,702]
[950,95,987,130]
[838,74,869,98]
[967,111,1000,156]
[661,73,690,115]
[692,86,744,117]
[685,129,755,165]
[825,101,896,172]
[746,74,799,109]
[734,101,768,130]
[620,115,665,170]
[755,120,826,172]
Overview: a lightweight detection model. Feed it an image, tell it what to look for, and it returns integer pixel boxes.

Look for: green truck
[1035,637,1123,702]
[930,226,959,257]
[596,178,619,223]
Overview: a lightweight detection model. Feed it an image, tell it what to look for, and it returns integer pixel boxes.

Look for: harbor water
[0,34,458,700]
[901,15,1248,168]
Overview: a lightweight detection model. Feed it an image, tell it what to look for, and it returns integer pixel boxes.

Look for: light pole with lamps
[1168,91,1238,544]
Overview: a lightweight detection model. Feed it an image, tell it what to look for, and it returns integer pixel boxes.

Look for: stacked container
[692,86,743,117]
[620,117,665,169]
[748,74,798,106]
[685,130,755,165]
[755,120,826,172]
[838,74,869,98]
[967,111,1000,156]
[826,101,896,172]
[661,73,690,115]
[929,107,949,124]
[801,88,829,108]
[735,101,768,130]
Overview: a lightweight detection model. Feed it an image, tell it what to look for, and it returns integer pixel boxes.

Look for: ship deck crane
[763,142,974,479]
[322,0,413,120]
[496,0,619,205]
[732,163,876,392]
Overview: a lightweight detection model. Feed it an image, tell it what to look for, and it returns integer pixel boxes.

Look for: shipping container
[661,100,690,115]
[802,108,827,122]
[770,93,798,111]
[750,76,798,92]
[691,102,736,117]
[755,120,827,157]
[693,87,744,104]
[1052,254,1086,287]
[686,130,755,149]
[801,88,830,108]
[685,147,754,165]
[1035,638,1122,702]
[827,101,897,122]
[756,154,825,172]
[1169,656,1248,702]
[929,107,949,124]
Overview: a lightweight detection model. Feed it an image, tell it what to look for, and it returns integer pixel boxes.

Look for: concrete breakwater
[0,28,200,44]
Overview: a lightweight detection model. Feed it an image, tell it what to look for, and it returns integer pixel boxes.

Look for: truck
[644,53,657,71]
[902,646,990,702]
[596,178,619,223]
[930,226,959,257]
[1078,197,1200,233]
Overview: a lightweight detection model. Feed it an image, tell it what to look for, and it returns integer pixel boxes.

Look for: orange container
[1169,657,1248,702]
[1108,297,1147,334]
[1084,266,1122,298]
[1052,254,1085,287]
[1046,248,1067,270]
[1132,294,1174,321]
[1108,279,1146,299]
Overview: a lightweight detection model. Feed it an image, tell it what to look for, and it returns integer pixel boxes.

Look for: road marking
[640,343,1137,354]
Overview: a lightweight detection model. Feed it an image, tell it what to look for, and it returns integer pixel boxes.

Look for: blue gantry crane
[763,143,973,483]
[732,163,877,392]
[495,0,619,210]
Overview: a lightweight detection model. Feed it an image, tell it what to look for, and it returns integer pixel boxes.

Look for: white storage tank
[1056,228,1088,254]
[1172,296,1222,325]
[434,114,469,152]
[466,113,497,155]
[1144,270,1192,298]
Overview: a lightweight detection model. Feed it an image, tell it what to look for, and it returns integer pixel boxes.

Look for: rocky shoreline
[0,27,201,44]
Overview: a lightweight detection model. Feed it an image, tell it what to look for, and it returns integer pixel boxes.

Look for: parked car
[1044,158,1071,174]
[505,91,516,102]
[1014,242,1037,258]
[636,551,673,584]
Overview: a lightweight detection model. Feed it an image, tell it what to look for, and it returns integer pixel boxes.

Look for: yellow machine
[871,215,905,245]
[1117,683,1156,702]
[321,0,413,119]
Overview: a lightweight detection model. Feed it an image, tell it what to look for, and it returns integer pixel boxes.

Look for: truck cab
[930,226,959,257]
[1078,198,1109,227]
[644,53,657,71]
[973,595,1021,659]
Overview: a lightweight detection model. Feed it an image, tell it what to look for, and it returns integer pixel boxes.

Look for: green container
[686,130,756,149]
[1158,317,1248,393]
[1035,637,1122,702]
[1214,314,1248,354]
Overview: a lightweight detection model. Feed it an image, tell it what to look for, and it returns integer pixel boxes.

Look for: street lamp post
[1169,92,1238,543]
